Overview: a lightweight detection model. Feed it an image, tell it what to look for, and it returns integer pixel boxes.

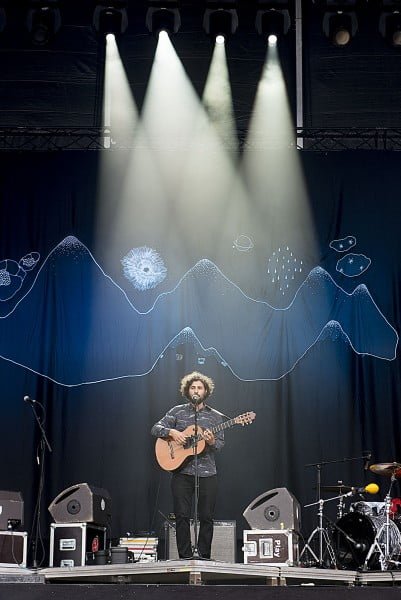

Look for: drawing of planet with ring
[232,234,254,252]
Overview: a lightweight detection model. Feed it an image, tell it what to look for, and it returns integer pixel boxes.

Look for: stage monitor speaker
[48,483,111,526]
[243,487,301,532]
[0,491,24,530]
[165,520,236,562]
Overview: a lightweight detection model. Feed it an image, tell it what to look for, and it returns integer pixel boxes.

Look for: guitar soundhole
[183,437,193,450]
[183,435,201,450]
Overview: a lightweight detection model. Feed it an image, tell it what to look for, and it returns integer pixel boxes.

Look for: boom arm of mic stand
[305,453,372,468]
[322,513,361,549]
[305,494,362,549]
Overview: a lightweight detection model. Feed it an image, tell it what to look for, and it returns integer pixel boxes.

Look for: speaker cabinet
[0,491,24,530]
[48,483,111,526]
[165,520,236,562]
[243,487,301,532]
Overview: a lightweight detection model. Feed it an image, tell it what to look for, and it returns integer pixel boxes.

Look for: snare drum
[335,511,401,569]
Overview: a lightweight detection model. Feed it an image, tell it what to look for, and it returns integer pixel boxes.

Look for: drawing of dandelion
[121,246,167,291]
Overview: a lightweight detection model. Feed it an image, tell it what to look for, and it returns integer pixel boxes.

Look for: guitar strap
[206,405,232,421]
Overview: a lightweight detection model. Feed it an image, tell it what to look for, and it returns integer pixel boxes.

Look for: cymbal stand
[336,484,346,521]
[300,497,337,568]
[363,473,401,571]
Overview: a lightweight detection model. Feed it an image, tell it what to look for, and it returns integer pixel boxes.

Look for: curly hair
[180,371,215,400]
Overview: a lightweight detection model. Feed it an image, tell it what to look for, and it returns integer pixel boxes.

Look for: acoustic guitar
[155,411,256,471]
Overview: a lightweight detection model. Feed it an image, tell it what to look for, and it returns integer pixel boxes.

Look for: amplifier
[243,529,299,566]
[166,520,236,562]
[0,491,24,530]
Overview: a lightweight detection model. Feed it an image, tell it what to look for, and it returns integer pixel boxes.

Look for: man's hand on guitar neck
[169,429,187,445]
[203,429,215,446]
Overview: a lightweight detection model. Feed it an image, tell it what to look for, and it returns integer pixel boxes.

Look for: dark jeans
[171,472,218,559]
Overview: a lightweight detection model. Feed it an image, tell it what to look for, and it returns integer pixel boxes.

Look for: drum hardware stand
[300,496,338,568]
[363,473,401,571]
[302,453,370,569]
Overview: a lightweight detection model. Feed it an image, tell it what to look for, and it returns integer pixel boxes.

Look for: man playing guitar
[151,371,224,560]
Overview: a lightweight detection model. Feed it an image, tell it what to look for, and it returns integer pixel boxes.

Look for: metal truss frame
[1,126,401,152]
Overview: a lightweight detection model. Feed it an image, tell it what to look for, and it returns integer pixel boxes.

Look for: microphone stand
[27,399,52,568]
[191,401,201,559]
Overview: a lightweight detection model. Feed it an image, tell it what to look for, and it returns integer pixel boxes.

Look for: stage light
[146,5,181,36]
[322,10,358,46]
[93,2,128,36]
[268,34,278,46]
[379,11,401,47]
[255,8,290,40]
[216,34,225,44]
[26,2,61,46]
[203,6,238,40]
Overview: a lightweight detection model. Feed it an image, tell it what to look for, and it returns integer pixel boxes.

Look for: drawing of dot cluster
[330,236,371,277]
[0,252,40,301]
[121,246,167,291]
[267,246,303,295]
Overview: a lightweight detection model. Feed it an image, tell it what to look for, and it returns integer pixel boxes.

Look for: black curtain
[0,149,400,562]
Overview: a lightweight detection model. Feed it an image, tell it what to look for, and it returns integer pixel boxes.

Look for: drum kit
[300,461,401,571]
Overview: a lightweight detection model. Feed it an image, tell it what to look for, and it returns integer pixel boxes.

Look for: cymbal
[319,484,353,493]
[370,462,401,477]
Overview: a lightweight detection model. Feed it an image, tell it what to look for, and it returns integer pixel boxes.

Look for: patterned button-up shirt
[151,403,224,476]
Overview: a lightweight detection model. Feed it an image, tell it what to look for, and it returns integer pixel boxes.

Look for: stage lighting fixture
[322,10,358,46]
[203,6,239,41]
[379,11,401,46]
[255,8,291,40]
[26,2,61,46]
[146,4,181,36]
[93,2,128,36]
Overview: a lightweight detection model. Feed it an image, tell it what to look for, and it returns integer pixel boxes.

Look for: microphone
[191,394,202,405]
[344,483,379,497]
[23,395,36,404]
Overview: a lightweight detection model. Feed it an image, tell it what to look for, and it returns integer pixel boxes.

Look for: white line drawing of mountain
[0,236,397,386]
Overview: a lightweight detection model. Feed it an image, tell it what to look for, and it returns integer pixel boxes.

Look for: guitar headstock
[235,411,256,426]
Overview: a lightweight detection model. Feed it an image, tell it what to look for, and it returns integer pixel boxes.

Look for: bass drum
[334,511,401,569]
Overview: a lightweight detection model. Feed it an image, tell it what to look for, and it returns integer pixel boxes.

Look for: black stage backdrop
[0,149,400,562]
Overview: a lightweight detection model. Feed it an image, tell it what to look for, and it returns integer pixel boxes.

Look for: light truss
[0,127,401,152]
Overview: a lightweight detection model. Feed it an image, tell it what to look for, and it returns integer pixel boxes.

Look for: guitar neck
[211,418,239,435]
